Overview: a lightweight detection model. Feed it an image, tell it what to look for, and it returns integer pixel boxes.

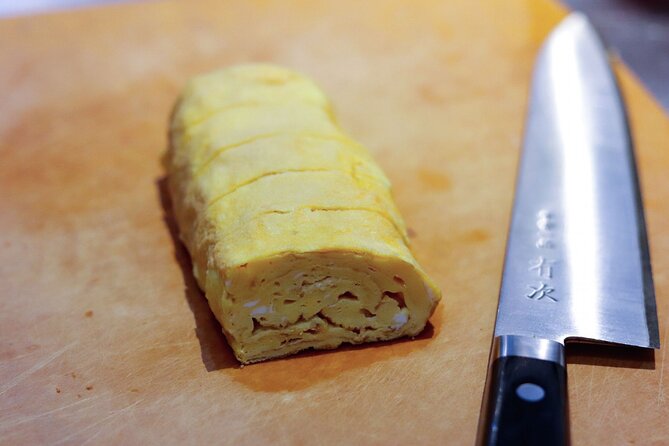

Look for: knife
[476,12,660,446]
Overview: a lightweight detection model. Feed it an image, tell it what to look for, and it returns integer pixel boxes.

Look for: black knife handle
[477,337,569,446]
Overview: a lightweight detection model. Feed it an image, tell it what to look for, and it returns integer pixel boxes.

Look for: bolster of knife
[477,335,568,446]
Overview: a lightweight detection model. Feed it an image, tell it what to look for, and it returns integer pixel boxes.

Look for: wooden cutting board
[1,0,668,443]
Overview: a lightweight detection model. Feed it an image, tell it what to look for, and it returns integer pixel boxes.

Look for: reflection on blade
[493,14,659,349]
[549,21,602,340]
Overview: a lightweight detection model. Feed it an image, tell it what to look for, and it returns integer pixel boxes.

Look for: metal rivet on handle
[515,383,545,402]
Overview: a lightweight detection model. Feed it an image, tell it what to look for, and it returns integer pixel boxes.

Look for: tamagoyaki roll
[166,64,441,364]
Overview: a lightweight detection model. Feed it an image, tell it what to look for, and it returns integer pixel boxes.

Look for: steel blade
[494,13,659,349]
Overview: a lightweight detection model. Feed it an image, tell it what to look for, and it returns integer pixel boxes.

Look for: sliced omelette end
[195,208,440,364]
[206,251,439,364]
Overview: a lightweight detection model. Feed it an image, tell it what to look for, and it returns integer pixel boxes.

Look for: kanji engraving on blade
[528,256,555,279]
[536,210,555,230]
[526,283,557,302]
[535,237,555,249]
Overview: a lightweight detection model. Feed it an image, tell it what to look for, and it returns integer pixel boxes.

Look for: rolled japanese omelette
[166,64,441,364]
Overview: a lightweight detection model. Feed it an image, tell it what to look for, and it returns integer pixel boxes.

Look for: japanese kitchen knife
[477,13,660,446]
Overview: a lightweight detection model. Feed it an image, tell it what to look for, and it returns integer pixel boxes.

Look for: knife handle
[477,336,568,446]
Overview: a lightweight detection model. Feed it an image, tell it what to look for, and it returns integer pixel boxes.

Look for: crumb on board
[86,385,93,391]
[84,310,94,318]
[56,387,61,394]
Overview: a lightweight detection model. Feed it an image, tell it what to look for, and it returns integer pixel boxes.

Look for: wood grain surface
[1,0,668,444]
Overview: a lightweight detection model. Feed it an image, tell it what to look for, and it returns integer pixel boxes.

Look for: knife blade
[477,12,660,446]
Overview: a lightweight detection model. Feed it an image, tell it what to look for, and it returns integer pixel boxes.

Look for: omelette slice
[166,64,441,364]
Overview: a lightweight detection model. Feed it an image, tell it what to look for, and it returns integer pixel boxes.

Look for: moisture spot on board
[417,84,445,105]
[417,168,451,191]
[462,229,490,244]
